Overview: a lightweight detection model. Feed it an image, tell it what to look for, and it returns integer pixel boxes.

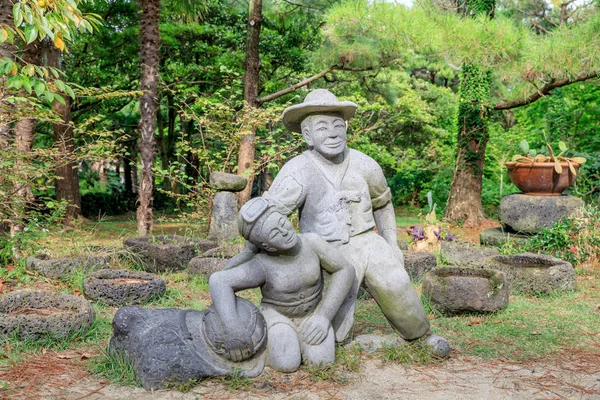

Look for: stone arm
[301,234,355,345]
[208,260,266,361]
[373,201,404,264]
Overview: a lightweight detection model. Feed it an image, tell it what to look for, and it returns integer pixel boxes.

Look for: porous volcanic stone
[108,297,266,390]
[500,194,584,234]
[202,243,244,259]
[480,227,530,247]
[83,269,166,306]
[209,172,248,192]
[26,253,108,280]
[440,241,499,267]
[124,235,218,272]
[0,290,95,340]
[422,266,509,315]
[207,191,239,243]
[188,257,227,278]
[404,251,436,281]
[488,253,577,294]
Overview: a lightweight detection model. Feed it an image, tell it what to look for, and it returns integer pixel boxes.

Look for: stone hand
[223,330,255,362]
[300,314,329,346]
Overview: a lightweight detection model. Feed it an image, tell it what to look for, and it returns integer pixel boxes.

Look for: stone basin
[0,290,95,340]
[83,269,166,306]
[124,235,218,272]
[488,253,576,295]
[422,266,509,315]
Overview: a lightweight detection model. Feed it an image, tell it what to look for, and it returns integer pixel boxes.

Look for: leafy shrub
[524,205,600,269]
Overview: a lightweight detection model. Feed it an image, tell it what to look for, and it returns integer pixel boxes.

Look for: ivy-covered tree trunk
[137,0,160,236]
[444,0,494,227]
[237,0,262,205]
[444,64,492,226]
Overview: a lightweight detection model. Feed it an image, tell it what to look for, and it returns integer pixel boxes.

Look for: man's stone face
[304,114,347,160]
[250,211,298,252]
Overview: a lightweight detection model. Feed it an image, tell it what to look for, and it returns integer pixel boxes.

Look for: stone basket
[488,253,577,295]
[124,235,218,272]
[26,253,108,280]
[0,290,95,340]
[422,266,509,315]
[83,269,166,306]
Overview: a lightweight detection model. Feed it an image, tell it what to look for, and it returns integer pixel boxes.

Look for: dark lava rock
[188,257,227,279]
[83,269,166,306]
[207,191,240,243]
[422,266,509,315]
[123,235,218,272]
[440,241,499,268]
[202,243,245,259]
[26,253,108,280]
[500,194,584,234]
[209,172,248,192]
[480,227,531,247]
[488,253,577,294]
[0,290,95,340]
[404,251,437,281]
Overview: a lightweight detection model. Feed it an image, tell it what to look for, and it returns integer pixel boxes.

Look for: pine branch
[494,71,599,110]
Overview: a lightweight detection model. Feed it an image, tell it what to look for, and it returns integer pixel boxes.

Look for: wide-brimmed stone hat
[282,89,358,133]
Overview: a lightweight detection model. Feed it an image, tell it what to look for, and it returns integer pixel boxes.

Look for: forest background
[0,0,599,264]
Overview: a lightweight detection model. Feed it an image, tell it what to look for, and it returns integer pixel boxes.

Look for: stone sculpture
[207,172,248,242]
[228,89,449,355]
[209,197,354,371]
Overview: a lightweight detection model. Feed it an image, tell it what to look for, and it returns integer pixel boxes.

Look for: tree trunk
[137,0,160,236]
[11,118,36,235]
[0,0,15,139]
[443,66,492,227]
[47,45,81,221]
[237,0,262,205]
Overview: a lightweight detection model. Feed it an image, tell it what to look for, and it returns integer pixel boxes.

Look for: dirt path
[3,350,600,399]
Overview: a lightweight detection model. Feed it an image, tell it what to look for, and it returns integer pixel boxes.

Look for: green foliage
[88,350,140,387]
[379,342,441,365]
[524,205,600,268]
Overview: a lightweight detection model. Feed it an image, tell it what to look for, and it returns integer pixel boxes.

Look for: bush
[524,205,600,269]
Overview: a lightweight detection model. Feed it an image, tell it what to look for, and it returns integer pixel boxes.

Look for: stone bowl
[83,269,166,306]
[123,235,218,272]
[0,290,95,340]
[26,253,108,280]
[488,253,577,295]
[422,266,509,315]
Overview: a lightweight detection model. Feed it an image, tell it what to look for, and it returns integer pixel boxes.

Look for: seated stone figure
[209,197,354,372]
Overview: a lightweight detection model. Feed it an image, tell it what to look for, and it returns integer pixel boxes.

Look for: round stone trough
[83,269,166,306]
[123,235,218,272]
[422,266,509,315]
[488,253,577,295]
[0,290,95,340]
[26,253,108,280]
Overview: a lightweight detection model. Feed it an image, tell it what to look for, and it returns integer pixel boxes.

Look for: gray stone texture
[209,172,248,192]
[397,240,409,251]
[404,251,437,281]
[188,257,227,278]
[480,227,531,247]
[207,191,240,243]
[203,243,245,259]
[422,266,509,315]
[123,235,217,272]
[440,241,500,267]
[26,253,108,280]
[83,269,166,306]
[0,290,95,340]
[500,194,584,234]
[108,297,266,390]
[488,253,577,294]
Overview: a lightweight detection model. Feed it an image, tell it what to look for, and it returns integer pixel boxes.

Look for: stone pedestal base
[499,194,584,234]
[208,191,240,242]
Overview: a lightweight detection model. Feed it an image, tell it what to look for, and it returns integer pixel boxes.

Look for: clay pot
[505,162,580,196]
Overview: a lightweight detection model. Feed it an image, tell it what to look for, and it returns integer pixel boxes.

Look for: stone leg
[301,325,335,367]
[261,307,302,372]
[360,233,430,340]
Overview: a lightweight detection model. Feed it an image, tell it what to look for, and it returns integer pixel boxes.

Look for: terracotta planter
[505,162,580,196]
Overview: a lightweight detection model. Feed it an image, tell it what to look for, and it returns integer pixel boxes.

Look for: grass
[2,210,600,394]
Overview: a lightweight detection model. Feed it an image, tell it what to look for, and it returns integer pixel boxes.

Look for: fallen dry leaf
[42,348,46,355]
[56,353,76,359]
[531,331,542,335]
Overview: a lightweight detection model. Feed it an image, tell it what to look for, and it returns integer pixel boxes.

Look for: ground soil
[1,349,599,400]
